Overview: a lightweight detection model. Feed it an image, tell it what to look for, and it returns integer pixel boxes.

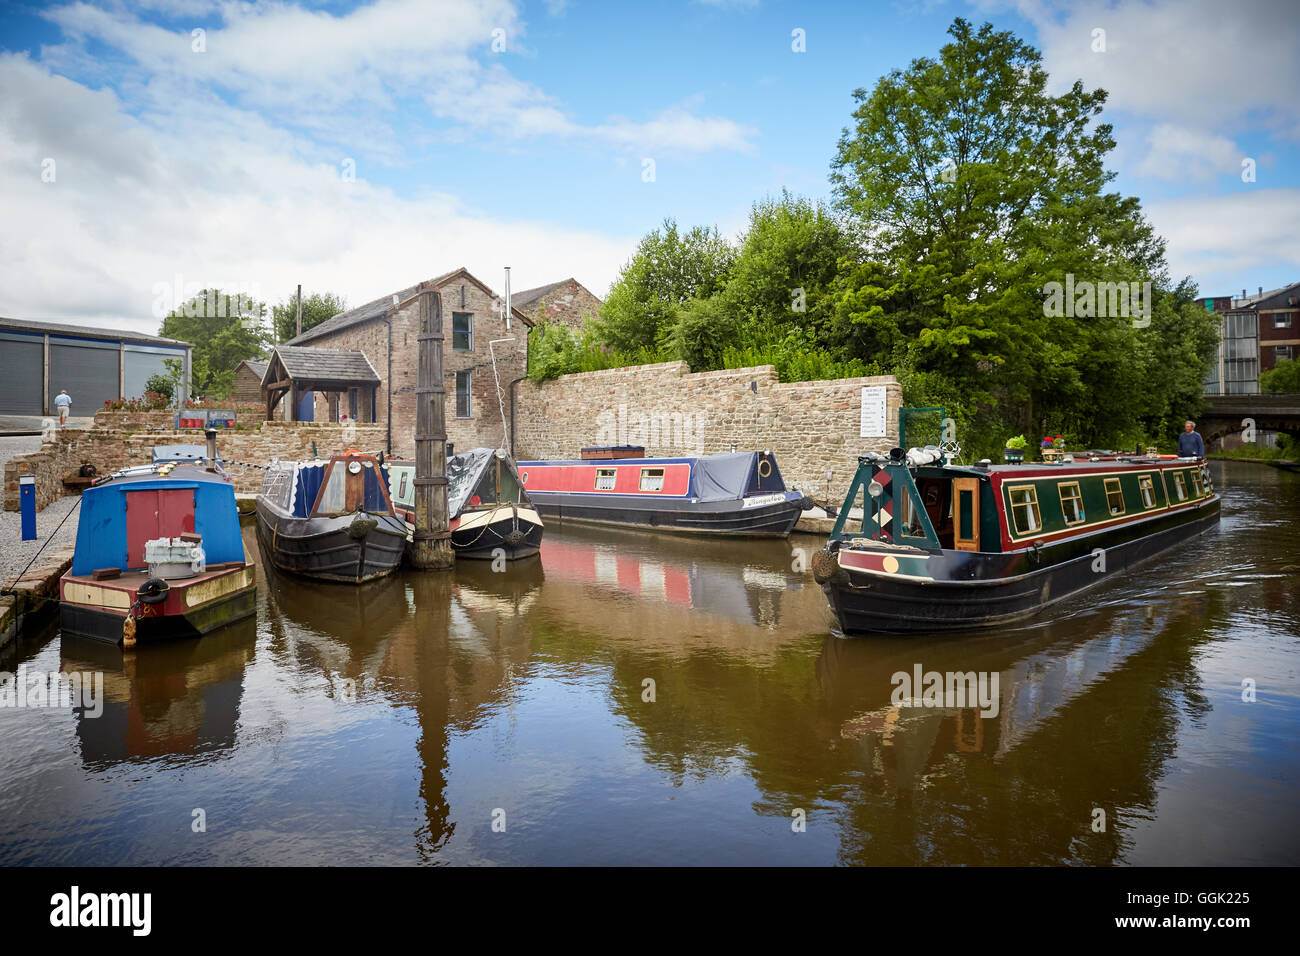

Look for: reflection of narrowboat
[814,446,1220,635]
[388,448,543,560]
[59,436,256,645]
[514,448,809,537]
[256,450,407,583]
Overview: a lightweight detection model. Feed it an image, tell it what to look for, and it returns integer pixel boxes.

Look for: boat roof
[91,463,229,488]
[917,457,1203,478]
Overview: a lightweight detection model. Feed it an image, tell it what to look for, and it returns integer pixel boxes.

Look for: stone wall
[4,421,385,512]
[293,277,528,458]
[513,361,901,504]
[92,404,265,432]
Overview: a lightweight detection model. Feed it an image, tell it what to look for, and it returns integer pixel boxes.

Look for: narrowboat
[256,450,407,583]
[59,432,256,646]
[387,448,543,560]
[813,446,1220,635]
[515,448,809,537]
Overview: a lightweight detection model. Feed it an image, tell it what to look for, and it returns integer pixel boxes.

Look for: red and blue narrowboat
[59,435,256,646]
[813,445,1220,635]
[515,448,809,537]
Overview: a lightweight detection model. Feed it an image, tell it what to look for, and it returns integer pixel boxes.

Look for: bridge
[1199,393,1300,444]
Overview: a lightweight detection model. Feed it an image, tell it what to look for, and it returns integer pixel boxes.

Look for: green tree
[273,291,347,343]
[1260,356,1300,393]
[830,18,1173,448]
[594,219,735,352]
[721,191,850,341]
[159,289,268,399]
[144,373,174,401]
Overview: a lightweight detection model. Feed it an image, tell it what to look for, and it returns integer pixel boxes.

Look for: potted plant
[1004,434,1028,463]
[1041,433,1065,462]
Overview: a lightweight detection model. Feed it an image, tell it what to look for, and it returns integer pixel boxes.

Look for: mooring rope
[2,495,82,596]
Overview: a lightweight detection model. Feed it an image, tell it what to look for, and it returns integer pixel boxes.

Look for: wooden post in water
[411,286,455,570]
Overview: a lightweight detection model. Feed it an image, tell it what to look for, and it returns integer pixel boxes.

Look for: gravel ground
[0,436,81,588]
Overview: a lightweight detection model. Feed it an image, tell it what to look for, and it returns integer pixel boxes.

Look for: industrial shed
[0,317,192,415]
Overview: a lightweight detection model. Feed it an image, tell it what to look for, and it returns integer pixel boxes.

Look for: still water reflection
[1,462,1296,865]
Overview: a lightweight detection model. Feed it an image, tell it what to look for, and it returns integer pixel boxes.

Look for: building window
[1274,313,1293,329]
[594,468,617,491]
[1138,475,1157,509]
[1172,473,1187,501]
[1104,478,1125,515]
[639,467,665,492]
[1008,485,1041,535]
[1058,481,1085,525]
[1276,345,1294,361]
[453,311,473,350]
[455,371,471,417]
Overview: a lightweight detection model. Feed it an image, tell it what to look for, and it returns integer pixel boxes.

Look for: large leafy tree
[830,18,1172,449]
[272,290,347,343]
[595,218,735,352]
[160,289,268,399]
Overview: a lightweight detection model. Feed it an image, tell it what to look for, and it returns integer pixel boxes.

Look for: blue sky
[1,0,1296,332]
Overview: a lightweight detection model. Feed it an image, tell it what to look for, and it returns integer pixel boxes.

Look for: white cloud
[0,53,632,332]
[1023,0,1300,138]
[1144,188,1300,283]
[37,0,755,158]
[1136,124,1243,182]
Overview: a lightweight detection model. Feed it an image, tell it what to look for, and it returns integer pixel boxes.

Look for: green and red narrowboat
[813,446,1220,635]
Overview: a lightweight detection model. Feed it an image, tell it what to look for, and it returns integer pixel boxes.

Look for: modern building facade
[1203,282,1300,395]
[0,317,191,415]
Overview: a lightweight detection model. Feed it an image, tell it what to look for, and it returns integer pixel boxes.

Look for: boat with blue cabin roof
[515,447,810,537]
[58,431,256,646]
[256,449,407,583]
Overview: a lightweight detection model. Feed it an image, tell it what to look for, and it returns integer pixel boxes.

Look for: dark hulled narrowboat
[256,450,407,583]
[387,448,543,560]
[813,447,1220,635]
[515,448,809,538]
[59,435,256,645]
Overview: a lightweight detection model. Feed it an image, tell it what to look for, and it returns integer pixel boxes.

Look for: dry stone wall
[513,362,901,504]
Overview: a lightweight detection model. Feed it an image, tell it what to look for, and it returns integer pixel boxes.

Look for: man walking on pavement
[54,388,72,426]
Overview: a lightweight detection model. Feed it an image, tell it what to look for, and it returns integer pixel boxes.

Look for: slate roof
[266,345,380,384]
[241,359,268,378]
[284,266,533,346]
[510,279,573,310]
[0,316,191,347]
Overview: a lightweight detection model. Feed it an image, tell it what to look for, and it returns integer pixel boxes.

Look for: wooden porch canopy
[262,345,381,422]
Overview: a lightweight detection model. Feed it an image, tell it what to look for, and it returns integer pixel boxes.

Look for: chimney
[204,426,218,471]
[1259,286,1264,296]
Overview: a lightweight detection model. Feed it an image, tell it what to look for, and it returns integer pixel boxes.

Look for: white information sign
[860,386,887,438]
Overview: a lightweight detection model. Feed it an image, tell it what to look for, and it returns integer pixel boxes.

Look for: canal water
[1,461,1296,865]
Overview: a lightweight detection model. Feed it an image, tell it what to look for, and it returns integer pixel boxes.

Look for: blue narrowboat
[59,438,255,646]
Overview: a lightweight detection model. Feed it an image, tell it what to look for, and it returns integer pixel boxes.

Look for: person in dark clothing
[1177,420,1205,458]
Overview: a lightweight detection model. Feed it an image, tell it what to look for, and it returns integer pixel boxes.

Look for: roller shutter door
[124,345,184,401]
[0,332,44,414]
[49,337,119,412]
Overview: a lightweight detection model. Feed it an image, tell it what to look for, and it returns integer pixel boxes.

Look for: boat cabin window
[316,464,349,514]
[1008,485,1042,535]
[1138,474,1157,509]
[1172,473,1187,501]
[1104,478,1125,515]
[594,468,617,491]
[639,467,665,492]
[1058,482,1085,525]
[496,462,523,505]
[1189,469,1205,497]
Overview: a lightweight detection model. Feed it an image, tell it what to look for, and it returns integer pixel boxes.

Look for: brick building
[510,278,603,329]
[1204,281,1300,394]
[281,267,533,457]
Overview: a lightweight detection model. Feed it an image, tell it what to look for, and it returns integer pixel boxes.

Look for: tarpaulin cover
[690,452,788,501]
[446,448,530,517]
[447,447,496,518]
[291,462,326,517]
